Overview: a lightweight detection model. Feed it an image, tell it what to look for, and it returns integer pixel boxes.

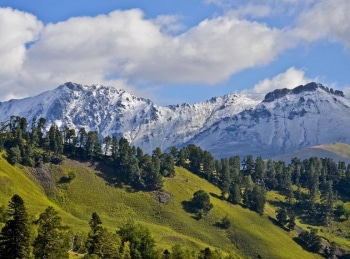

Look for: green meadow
[0,153,324,258]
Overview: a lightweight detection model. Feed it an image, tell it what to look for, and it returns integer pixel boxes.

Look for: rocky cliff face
[0,82,349,158]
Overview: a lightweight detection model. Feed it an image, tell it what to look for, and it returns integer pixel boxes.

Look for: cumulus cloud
[205,0,315,17]
[126,15,291,84]
[294,0,350,47]
[153,14,185,34]
[0,8,42,78]
[1,1,349,102]
[251,67,314,94]
[0,7,293,100]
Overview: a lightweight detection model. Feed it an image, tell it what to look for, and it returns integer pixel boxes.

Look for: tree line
[175,144,350,222]
[0,116,175,191]
[0,194,234,259]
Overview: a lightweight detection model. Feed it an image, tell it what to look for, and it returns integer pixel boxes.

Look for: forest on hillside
[1,115,350,258]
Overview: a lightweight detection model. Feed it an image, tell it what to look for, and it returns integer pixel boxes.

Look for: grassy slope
[0,153,84,228]
[0,155,323,258]
[272,142,350,164]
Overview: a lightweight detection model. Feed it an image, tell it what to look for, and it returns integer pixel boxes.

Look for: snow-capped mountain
[0,82,349,158]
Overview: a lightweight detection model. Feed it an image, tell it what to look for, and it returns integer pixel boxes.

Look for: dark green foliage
[1,116,178,191]
[190,190,213,216]
[72,232,87,254]
[244,185,266,215]
[334,204,346,219]
[276,208,288,226]
[160,153,175,177]
[141,155,163,190]
[228,184,241,204]
[171,244,196,259]
[86,212,103,254]
[298,229,322,253]
[8,145,21,165]
[324,242,337,259]
[0,195,30,259]
[85,213,120,258]
[287,215,296,230]
[117,220,156,259]
[86,131,102,159]
[219,215,231,229]
[48,124,63,155]
[32,206,70,259]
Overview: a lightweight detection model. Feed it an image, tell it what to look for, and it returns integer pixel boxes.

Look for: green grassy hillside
[0,153,323,258]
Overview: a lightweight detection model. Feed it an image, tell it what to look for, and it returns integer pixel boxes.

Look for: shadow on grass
[58,176,72,184]
[182,200,195,214]
[292,237,308,251]
[267,199,287,208]
[209,192,222,200]
[267,216,290,231]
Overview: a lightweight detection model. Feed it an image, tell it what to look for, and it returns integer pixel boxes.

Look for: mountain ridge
[0,82,349,158]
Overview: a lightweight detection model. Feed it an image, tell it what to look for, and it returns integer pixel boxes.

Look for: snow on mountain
[187,82,350,158]
[0,82,349,158]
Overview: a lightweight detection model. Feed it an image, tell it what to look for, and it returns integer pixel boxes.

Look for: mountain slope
[0,82,259,155]
[0,154,323,258]
[0,82,349,158]
[187,83,350,158]
[272,142,350,164]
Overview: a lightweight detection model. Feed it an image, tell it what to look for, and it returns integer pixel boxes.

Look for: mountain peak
[263,82,344,102]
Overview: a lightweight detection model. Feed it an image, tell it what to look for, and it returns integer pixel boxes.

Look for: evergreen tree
[202,151,215,181]
[254,156,266,184]
[276,208,288,226]
[111,136,119,160]
[249,185,266,215]
[7,145,22,165]
[141,155,162,190]
[288,215,296,230]
[298,228,322,253]
[33,206,70,259]
[160,153,175,177]
[86,212,103,255]
[219,158,231,197]
[86,131,102,159]
[228,184,241,204]
[103,136,112,156]
[0,195,30,259]
[190,190,213,215]
[117,220,156,259]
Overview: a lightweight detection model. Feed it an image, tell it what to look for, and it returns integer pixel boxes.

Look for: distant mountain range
[1,82,350,159]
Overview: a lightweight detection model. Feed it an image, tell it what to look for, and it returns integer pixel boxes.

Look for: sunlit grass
[0,154,324,258]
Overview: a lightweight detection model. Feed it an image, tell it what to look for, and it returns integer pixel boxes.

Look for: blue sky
[1,0,350,105]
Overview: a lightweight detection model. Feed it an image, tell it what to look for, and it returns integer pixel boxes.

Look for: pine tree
[0,195,30,259]
[228,184,241,204]
[276,208,288,226]
[250,185,266,215]
[33,206,70,259]
[190,190,213,216]
[117,220,156,259]
[86,212,103,255]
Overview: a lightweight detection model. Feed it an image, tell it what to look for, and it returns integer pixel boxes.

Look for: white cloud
[153,14,185,34]
[294,0,350,47]
[127,15,290,84]
[343,87,350,98]
[205,0,316,17]
[3,1,348,102]
[0,8,42,78]
[251,67,314,94]
[0,7,293,101]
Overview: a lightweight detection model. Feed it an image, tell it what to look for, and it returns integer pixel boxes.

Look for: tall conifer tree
[0,195,30,259]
